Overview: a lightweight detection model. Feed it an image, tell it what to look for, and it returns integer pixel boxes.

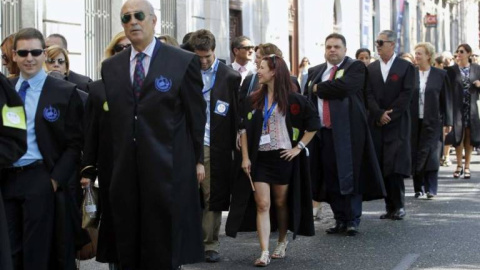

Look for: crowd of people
[1,0,479,269]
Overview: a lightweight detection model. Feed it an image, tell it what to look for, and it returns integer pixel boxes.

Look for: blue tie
[133,52,146,99]
[18,81,30,103]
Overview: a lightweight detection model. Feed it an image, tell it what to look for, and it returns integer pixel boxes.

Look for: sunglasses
[269,54,277,68]
[121,11,147,24]
[46,58,66,65]
[15,49,44,57]
[456,49,466,54]
[1,54,7,62]
[239,46,255,51]
[375,40,393,47]
[113,43,131,53]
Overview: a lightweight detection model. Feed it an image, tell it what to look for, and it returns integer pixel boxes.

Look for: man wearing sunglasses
[45,33,93,92]
[366,30,415,221]
[229,36,256,84]
[100,0,206,269]
[1,28,83,270]
[305,33,385,237]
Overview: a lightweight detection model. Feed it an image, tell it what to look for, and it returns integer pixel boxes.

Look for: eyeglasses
[456,49,466,54]
[239,46,255,51]
[15,49,44,57]
[113,43,131,53]
[269,54,277,68]
[121,11,147,24]
[375,40,393,47]
[46,58,66,65]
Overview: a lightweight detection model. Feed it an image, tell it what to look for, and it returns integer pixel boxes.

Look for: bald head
[121,0,157,51]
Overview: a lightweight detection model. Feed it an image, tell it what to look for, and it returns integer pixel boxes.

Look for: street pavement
[81,153,480,270]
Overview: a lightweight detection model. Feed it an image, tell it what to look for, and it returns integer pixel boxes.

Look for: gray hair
[379,30,397,43]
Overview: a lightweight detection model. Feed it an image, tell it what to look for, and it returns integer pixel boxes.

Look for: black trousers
[0,164,54,270]
[384,174,405,212]
[413,170,438,195]
[320,128,362,227]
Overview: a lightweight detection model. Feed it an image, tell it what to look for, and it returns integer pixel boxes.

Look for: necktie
[18,81,30,103]
[133,52,146,98]
[323,65,338,128]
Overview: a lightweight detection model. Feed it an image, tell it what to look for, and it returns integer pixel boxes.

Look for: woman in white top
[411,42,452,199]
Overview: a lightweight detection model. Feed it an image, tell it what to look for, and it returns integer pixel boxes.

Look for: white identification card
[259,134,271,145]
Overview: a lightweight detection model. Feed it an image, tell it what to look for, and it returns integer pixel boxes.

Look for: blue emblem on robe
[155,76,172,92]
[43,105,60,122]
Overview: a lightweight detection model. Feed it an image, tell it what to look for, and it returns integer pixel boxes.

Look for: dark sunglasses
[113,43,131,53]
[375,40,393,47]
[121,11,147,24]
[1,54,8,62]
[456,49,466,54]
[269,54,277,68]
[239,46,254,51]
[15,49,44,57]
[46,58,66,65]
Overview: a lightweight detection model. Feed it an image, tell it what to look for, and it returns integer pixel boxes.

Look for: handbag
[75,227,98,261]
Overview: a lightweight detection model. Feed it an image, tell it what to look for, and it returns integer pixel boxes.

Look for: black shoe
[414,192,424,198]
[380,212,394,219]
[392,208,406,220]
[205,250,220,263]
[326,223,346,234]
[346,226,359,236]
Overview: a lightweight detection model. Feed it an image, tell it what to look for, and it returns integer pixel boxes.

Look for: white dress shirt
[380,53,397,82]
[317,59,344,127]
[418,68,430,119]
[129,37,156,83]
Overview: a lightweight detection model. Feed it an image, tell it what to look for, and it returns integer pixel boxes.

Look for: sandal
[464,168,471,179]
[271,240,289,259]
[453,166,463,178]
[254,251,270,267]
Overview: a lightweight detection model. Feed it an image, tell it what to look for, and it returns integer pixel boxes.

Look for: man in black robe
[307,33,385,236]
[189,29,241,263]
[100,0,206,269]
[0,72,27,270]
[366,30,415,220]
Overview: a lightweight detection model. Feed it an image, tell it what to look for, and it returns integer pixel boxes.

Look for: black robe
[226,93,320,239]
[101,40,205,269]
[0,73,27,270]
[445,64,480,147]
[411,67,453,174]
[82,80,118,263]
[207,62,242,211]
[366,57,415,178]
[306,57,385,201]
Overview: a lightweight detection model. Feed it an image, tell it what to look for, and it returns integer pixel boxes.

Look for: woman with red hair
[226,55,320,266]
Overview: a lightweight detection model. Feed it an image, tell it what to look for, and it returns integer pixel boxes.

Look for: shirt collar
[232,61,253,71]
[202,58,219,75]
[130,37,156,61]
[326,58,345,71]
[17,69,47,92]
[382,53,397,65]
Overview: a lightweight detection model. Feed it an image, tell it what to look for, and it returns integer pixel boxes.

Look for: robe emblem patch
[155,76,172,92]
[43,105,60,122]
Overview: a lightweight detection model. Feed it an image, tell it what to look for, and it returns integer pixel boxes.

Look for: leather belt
[2,160,44,173]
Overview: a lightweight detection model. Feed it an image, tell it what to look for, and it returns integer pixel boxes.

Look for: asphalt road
[81,153,480,270]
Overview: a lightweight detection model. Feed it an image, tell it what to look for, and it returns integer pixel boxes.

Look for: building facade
[1,0,478,79]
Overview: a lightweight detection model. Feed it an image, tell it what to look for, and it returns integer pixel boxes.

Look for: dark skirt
[254,150,293,185]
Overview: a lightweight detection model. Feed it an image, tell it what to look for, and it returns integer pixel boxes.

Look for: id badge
[214,100,229,116]
[259,134,271,145]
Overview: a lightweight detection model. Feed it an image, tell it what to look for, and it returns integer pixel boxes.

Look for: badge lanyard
[263,94,277,132]
[202,59,220,95]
